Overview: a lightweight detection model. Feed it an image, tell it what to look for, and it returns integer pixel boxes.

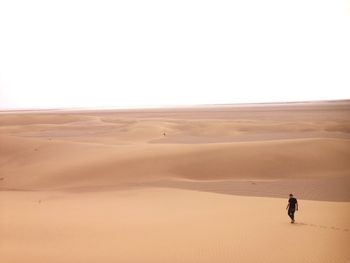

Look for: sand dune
[1,188,350,263]
[1,101,350,262]
[1,135,349,196]
[1,134,350,192]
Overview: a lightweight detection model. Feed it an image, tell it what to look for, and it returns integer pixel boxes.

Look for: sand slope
[1,188,350,263]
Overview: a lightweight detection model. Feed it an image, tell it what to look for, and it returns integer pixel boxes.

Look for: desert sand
[1,100,350,262]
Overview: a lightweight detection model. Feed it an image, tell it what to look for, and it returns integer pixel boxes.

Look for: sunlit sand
[1,101,350,262]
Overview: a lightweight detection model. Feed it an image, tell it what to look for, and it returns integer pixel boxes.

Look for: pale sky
[0,0,349,109]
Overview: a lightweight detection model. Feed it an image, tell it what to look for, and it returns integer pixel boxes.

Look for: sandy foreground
[1,101,350,262]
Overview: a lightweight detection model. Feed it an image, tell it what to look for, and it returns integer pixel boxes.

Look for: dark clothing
[288,208,295,220]
[288,197,297,210]
[288,197,298,221]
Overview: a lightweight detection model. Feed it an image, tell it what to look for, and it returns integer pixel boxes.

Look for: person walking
[286,193,298,223]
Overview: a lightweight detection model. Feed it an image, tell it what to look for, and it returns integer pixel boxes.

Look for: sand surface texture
[1,101,350,262]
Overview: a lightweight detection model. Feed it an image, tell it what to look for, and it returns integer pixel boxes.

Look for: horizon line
[1,98,349,113]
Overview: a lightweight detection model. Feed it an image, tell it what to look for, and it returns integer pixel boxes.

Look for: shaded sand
[1,100,350,262]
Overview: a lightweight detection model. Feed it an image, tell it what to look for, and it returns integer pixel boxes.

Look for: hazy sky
[0,0,349,109]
